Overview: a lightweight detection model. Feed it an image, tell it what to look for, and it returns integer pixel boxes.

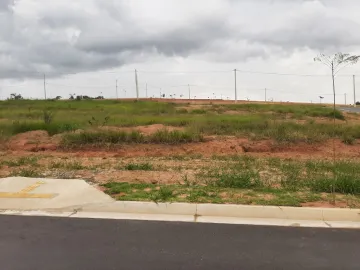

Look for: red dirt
[301,201,349,208]
[5,129,360,160]
[100,124,184,135]
[7,131,61,152]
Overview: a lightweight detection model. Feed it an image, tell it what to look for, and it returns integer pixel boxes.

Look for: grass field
[1,99,360,208]
[0,99,357,143]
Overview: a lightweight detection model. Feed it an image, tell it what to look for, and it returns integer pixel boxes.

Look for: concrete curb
[78,201,360,222]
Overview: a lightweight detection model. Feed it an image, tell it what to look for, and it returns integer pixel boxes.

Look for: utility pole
[234,69,237,103]
[146,83,148,98]
[135,69,139,100]
[353,75,356,107]
[116,79,118,99]
[160,89,162,99]
[345,93,347,105]
[265,88,267,102]
[188,84,191,100]
[43,74,47,100]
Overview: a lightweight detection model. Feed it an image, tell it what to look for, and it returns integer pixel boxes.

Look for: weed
[11,168,42,178]
[190,109,207,114]
[124,163,153,171]
[49,161,85,170]
[309,174,360,195]
[280,163,304,191]
[342,134,355,145]
[61,129,203,148]
[1,156,38,167]
[43,109,55,124]
[11,121,78,135]
[210,170,262,189]
[150,186,175,202]
[149,129,204,144]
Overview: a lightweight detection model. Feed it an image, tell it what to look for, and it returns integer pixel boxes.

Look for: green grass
[61,129,203,148]
[100,156,360,206]
[49,161,85,170]
[196,157,360,196]
[0,156,39,167]
[0,100,357,144]
[11,121,78,136]
[214,103,345,120]
[102,181,359,206]
[124,163,154,171]
[10,168,43,178]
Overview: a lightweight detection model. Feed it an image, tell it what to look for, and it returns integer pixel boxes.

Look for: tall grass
[11,121,78,136]
[217,103,345,120]
[0,100,356,143]
[61,129,203,148]
[197,157,360,195]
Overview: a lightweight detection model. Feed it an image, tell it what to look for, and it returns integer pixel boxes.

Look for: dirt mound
[242,141,273,153]
[101,124,184,135]
[7,131,61,151]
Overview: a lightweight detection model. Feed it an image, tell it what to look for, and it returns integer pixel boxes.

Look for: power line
[137,70,232,74]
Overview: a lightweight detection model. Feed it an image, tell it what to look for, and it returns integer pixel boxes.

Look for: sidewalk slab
[0,177,113,210]
[1,177,360,228]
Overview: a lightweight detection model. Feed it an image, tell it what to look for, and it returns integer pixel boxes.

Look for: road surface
[0,215,359,270]
[338,106,360,113]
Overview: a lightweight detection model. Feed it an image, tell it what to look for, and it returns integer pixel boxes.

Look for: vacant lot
[1,99,360,208]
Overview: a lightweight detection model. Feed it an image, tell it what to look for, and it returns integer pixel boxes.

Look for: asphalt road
[338,106,360,113]
[1,216,359,270]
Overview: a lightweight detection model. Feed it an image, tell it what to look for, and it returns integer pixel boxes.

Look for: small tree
[314,53,359,203]
[314,53,360,113]
[9,93,23,100]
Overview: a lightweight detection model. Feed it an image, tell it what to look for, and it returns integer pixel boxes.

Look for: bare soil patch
[100,124,184,135]
[7,131,61,152]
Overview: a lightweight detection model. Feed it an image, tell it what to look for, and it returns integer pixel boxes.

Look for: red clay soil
[7,131,61,152]
[5,129,360,160]
[100,124,184,135]
[301,201,349,208]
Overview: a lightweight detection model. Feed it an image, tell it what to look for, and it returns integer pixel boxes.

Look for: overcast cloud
[1,0,360,103]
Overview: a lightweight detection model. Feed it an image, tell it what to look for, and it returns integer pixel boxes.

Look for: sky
[1,0,360,103]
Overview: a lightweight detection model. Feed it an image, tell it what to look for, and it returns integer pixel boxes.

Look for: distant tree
[55,96,62,100]
[314,53,360,114]
[9,93,23,100]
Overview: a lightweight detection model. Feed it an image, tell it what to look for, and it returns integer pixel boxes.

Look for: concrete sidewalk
[1,177,360,229]
[0,177,113,210]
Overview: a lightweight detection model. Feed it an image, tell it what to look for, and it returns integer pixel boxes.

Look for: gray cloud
[1,0,360,80]
[0,0,13,10]
[247,13,360,52]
